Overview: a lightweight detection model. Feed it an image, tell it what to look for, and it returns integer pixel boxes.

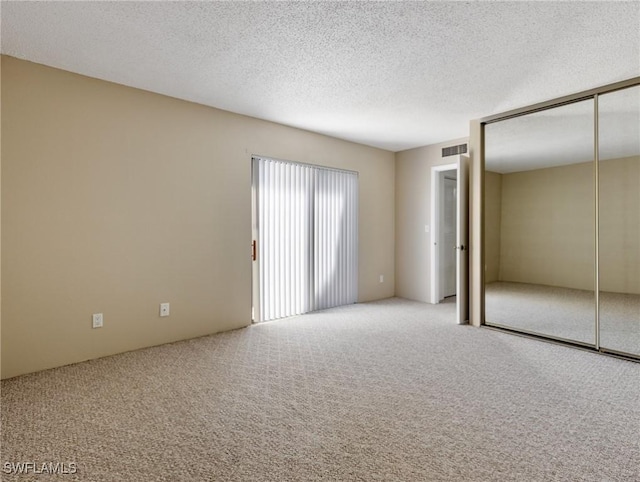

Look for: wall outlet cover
[92,313,103,329]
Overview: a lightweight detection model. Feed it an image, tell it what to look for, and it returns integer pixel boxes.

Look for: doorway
[430,156,469,324]
[440,173,457,300]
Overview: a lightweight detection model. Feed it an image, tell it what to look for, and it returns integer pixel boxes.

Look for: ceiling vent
[442,144,468,157]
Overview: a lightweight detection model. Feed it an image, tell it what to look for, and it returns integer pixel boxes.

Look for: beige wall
[492,156,639,294]
[1,56,395,379]
[395,138,468,303]
[0,57,3,377]
[484,171,502,283]
[469,120,483,326]
[498,161,594,291]
[596,156,639,294]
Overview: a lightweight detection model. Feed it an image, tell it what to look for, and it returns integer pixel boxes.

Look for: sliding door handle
[252,240,257,261]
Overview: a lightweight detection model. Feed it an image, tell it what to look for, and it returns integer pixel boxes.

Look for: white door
[456,155,470,324]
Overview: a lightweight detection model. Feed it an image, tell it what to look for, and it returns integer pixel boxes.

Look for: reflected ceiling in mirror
[485,100,594,174]
[598,86,640,161]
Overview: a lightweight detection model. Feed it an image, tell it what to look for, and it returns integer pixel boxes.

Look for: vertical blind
[254,157,358,322]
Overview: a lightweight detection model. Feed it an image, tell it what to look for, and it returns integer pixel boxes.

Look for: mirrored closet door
[598,85,640,357]
[483,79,640,359]
[484,100,596,345]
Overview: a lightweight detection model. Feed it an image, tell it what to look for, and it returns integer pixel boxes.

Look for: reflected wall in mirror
[484,100,596,345]
[598,85,640,356]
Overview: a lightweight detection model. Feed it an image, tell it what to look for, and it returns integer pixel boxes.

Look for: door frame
[430,155,470,324]
[430,163,458,305]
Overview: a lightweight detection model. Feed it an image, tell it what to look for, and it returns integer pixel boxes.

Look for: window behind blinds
[253,157,358,322]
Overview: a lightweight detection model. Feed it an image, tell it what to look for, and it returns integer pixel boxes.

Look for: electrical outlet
[379,275,384,283]
[160,303,170,317]
[92,313,103,329]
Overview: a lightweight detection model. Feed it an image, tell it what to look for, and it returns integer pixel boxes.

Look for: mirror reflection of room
[484,87,639,357]
[485,100,595,345]
[598,85,640,356]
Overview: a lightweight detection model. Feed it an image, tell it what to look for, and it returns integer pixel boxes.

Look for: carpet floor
[485,281,640,355]
[2,298,639,481]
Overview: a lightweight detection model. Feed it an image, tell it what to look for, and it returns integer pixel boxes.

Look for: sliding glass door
[252,157,358,322]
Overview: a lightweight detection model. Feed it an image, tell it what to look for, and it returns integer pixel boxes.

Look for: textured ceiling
[1,1,639,152]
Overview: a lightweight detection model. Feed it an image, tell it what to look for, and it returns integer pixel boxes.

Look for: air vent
[442,144,468,157]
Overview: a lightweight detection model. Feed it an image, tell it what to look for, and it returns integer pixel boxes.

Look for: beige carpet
[485,281,640,355]
[2,298,639,481]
